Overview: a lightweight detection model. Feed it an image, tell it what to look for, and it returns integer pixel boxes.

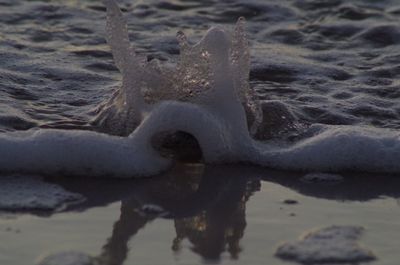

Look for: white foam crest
[0,129,170,178]
[252,125,400,174]
[130,104,400,174]
[3,101,400,177]
[130,101,253,163]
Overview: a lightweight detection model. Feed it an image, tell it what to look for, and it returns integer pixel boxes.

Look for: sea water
[2,0,400,177]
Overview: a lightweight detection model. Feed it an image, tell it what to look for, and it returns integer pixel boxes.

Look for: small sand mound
[275,225,376,264]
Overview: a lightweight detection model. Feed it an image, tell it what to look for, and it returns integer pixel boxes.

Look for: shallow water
[2,0,400,264]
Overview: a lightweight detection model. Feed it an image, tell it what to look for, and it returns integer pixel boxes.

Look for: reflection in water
[97,202,152,265]
[96,164,260,264]
[172,176,257,261]
[37,165,400,264]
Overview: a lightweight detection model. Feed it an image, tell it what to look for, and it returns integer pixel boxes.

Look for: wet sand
[1,164,399,265]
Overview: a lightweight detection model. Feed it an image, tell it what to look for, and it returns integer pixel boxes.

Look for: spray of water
[93,0,262,138]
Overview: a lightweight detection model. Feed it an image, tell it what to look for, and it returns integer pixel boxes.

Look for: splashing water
[1,0,400,178]
[93,0,262,137]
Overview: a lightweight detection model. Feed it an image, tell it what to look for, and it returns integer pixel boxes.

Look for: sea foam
[1,0,400,178]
